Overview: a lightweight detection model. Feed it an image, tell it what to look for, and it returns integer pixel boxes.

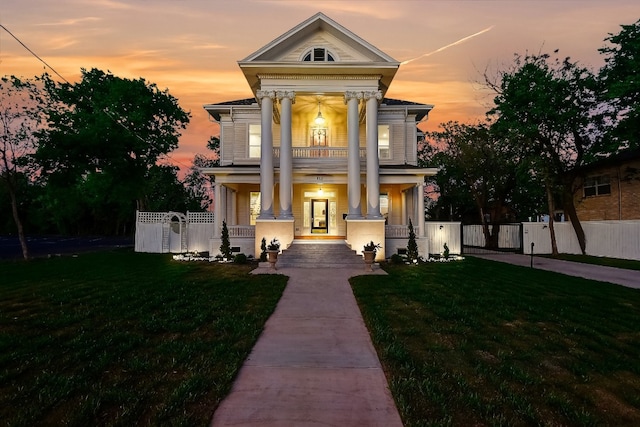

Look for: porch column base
[345,218,386,261]
[255,219,295,258]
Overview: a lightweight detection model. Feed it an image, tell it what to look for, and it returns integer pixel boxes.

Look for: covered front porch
[206,172,430,259]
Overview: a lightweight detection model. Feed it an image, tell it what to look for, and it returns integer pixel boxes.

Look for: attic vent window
[303,48,335,62]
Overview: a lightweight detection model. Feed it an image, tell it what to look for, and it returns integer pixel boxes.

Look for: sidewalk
[470,253,640,289]
[210,265,403,427]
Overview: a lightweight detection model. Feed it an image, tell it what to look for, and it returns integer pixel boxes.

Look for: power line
[0,24,69,84]
[0,23,192,170]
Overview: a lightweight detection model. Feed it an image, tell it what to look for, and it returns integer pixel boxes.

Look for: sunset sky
[2,0,638,172]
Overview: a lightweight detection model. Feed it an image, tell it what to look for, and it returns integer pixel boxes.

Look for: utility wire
[0,23,192,170]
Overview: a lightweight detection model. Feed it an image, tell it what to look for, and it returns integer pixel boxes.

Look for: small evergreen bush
[407,218,419,262]
[233,253,248,264]
[220,220,232,259]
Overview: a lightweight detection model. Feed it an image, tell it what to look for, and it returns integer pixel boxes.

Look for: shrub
[259,237,267,262]
[220,220,232,259]
[390,253,405,264]
[407,218,418,262]
[233,253,248,264]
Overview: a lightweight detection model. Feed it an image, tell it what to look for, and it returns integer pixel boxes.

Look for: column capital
[363,90,382,101]
[256,90,276,101]
[276,90,296,103]
[344,91,363,103]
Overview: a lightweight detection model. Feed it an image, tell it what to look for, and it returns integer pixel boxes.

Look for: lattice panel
[188,212,215,224]
[137,211,166,224]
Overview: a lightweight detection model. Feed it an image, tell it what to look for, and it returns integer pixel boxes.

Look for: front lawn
[0,250,287,426]
[351,257,640,426]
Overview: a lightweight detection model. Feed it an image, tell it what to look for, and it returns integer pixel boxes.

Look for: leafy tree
[0,76,46,259]
[184,153,217,211]
[599,19,640,148]
[144,164,202,213]
[206,136,220,164]
[426,121,535,248]
[34,68,190,234]
[486,52,602,254]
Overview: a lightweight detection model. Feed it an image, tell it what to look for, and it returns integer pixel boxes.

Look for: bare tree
[0,76,46,259]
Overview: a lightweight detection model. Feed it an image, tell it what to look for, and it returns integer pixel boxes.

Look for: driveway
[0,236,134,260]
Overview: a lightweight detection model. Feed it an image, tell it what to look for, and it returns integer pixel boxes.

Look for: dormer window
[302,48,336,62]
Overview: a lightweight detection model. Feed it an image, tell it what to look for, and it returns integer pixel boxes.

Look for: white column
[231,189,237,226]
[277,90,294,219]
[345,91,363,218]
[401,189,407,225]
[213,183,222,237]
[257,90,275,219]
[365,90,382,218]
[418,183,425,237]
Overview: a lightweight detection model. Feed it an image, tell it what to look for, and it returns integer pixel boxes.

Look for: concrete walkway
[210,265,403,427]
[470,253,640,289]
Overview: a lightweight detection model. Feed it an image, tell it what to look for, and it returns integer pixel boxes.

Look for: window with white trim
[249,124,261,158]
[378,125,390,159]
[583,175,611,197]
[250,192,260,225]
[302,48,336,62]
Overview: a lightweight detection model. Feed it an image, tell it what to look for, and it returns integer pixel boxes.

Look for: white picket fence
[523,220,640,260]
[425,222,462,255]
[463,224,522,250]
[134,211,214,253]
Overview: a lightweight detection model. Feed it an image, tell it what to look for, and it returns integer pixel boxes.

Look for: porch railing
[273,147,366,159]
[385,225,410,238]
[228,225,255,238]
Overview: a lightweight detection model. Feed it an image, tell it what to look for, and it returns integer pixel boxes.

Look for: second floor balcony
[273,146,367,159]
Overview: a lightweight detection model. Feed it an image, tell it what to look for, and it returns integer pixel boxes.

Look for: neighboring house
[201,13,437,259]
[573,148,640,221]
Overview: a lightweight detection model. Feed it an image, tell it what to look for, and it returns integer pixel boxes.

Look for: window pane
[314,48,325,61]
[250,192,260,225]
[249,124,261,158]
[378,125,390,159]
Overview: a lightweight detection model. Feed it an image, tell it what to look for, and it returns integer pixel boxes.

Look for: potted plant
[363,241,381,272]
[266,237,280,270]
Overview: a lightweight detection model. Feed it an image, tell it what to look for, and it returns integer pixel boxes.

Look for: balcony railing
[273,147,367,159]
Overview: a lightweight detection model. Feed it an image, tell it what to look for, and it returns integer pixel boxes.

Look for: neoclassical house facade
[202,13,437,259]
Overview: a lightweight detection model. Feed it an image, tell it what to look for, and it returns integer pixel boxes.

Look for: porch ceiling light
[314,102,325,125]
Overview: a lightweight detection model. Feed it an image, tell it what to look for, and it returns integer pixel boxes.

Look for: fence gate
[462,223,523,254]
[161,212,188,253]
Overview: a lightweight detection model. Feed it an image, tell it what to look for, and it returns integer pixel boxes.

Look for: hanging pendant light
[314,101,325,125]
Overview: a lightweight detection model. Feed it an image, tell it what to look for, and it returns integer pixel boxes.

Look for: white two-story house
[202,12,437,260]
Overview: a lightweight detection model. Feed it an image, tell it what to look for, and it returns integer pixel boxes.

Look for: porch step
[276,241,364,268]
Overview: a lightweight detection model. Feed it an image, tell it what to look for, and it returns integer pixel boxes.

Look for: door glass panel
[311,199,328,233]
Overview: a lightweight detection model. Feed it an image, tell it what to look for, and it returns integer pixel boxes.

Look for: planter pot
[267,250,279,270]
[363,250,376,272]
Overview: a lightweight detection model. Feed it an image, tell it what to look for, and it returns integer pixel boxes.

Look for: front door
[311,199,328,234]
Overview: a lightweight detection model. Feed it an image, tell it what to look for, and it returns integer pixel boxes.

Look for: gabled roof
[237,13,400,96]
[240,12,398,63]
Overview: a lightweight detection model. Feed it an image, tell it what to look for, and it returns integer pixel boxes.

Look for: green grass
[351,257,640,427]
[540,253,640,271]
[0,250,287,426]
